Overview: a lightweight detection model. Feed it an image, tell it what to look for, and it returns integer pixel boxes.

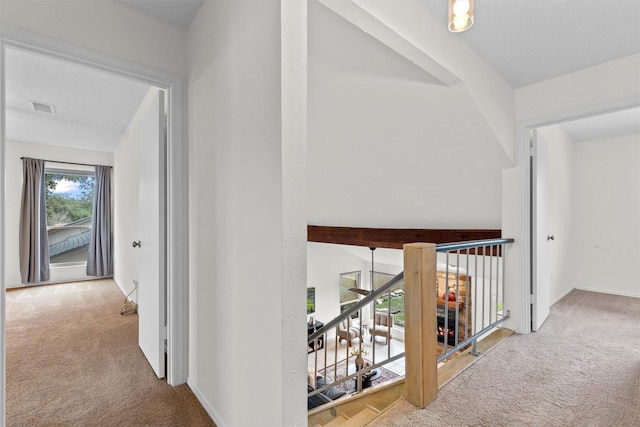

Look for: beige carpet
[371,289,640,427]
[6,279,215,427]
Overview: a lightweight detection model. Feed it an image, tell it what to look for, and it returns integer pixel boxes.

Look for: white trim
[549,285,575,306]
[573,287,640,300]
[187,378,227,427]
[0,25,188,424]
[0,35,6,427]
[516,95,640,334]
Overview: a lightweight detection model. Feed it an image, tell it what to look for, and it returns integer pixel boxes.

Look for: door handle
[132,240,141,248]
[547,235,555,241]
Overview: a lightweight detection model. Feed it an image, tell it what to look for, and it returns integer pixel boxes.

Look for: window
[373,271,405,328]
[45,170,95,264]
[339,271,361,318]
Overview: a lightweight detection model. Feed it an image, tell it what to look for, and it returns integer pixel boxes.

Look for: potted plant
[350,347,368,370]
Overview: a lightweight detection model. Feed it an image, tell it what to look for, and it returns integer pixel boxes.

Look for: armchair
[369,312,394,344]
[336,317,361,347]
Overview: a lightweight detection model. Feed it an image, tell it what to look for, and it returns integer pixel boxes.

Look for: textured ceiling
[3,0,639,154]
[5,48,151,152]
[420,0,640,88]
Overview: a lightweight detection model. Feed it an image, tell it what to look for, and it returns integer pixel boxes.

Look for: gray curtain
[19,158,50,283]
[87,165,113,276]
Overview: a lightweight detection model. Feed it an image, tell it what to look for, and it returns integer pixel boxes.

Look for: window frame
[372,271,405,328]
[339,270,362,318]
[44,167,95,266]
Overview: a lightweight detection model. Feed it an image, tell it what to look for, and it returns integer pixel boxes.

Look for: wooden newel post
[403,242,438,408]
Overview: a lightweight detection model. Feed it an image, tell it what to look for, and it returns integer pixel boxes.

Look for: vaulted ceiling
[3,0,639,153]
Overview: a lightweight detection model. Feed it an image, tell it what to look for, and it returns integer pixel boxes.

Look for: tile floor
[308,330,406,378]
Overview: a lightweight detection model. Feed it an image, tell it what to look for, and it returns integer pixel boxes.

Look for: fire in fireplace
[437,314,458,346]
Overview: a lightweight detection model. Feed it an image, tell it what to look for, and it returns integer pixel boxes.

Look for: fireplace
[437,314,458,346]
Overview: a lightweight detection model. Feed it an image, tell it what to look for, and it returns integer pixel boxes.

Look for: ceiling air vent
[30,101,55,114]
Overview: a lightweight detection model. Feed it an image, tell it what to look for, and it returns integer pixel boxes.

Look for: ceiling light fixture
[448,0,474,33]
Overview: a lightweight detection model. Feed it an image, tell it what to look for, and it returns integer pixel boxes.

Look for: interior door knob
[547,235,555,241]
[132,240,141,248]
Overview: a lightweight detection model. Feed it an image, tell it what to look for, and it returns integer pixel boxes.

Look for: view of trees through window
[339,271,361,318]
[373,271,405,327]
[45,171,95,264]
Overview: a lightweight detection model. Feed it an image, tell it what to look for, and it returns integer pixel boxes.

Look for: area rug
[318,359,399,394]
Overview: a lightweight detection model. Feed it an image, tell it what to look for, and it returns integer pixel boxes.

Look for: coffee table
[353,368,381,390]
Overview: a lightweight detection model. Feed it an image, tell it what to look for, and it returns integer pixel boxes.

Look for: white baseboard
[113,278,128,298]
[574,286,640,299]
[6,275,112,290]
[187,378,226,427]
[550,287,575,306]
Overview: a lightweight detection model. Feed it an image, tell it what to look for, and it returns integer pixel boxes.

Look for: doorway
[0,27,187,424]
[525,103,640,334]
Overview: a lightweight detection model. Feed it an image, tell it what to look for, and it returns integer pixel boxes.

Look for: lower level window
[339,271,361,318]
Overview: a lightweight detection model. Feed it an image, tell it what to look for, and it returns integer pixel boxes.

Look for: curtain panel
[87,165,113,276]
[19,157,50,283]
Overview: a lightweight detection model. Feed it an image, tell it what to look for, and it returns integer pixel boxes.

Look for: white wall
[308,1,512,229]
[346,0,516,162]
[0,0,187,77]
[569,134,640,297]
[113,88,161,299]
[538,126,575,304]
[307,243,366,327]
[187,1,307,426]
[4,141,113,287]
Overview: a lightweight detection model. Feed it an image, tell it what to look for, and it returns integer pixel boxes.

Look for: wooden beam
[403,243,438,407]
[307,225,501,249]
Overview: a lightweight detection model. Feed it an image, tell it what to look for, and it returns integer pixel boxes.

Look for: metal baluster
[454,250,460,345]
[482,245,487,331]
[501,244,506,319]
[489,245,494,324]
[443,252,450,354]
[465,247,470,342]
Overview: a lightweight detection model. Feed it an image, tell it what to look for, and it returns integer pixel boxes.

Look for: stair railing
[307,271,405,403]
[308,238,514,410]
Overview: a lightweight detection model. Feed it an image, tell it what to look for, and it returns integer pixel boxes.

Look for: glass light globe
[453,14,469,30]
[452,0,470,16]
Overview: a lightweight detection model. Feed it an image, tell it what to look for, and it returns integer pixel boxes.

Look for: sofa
[307,373,346,410]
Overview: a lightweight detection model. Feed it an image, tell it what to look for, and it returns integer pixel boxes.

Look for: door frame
[515,95,640,334]
[0,24,188,422]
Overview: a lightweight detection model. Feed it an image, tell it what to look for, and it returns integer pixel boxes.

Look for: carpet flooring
[371,289,640,427]
[6,279,215,427]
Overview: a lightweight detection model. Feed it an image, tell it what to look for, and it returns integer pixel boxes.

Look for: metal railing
[307,271,405,405]
[307,238,514,410]
[436,238,513,362]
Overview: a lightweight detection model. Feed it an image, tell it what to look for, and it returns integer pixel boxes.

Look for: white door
[531,129,551,331]
[137,89,167,378]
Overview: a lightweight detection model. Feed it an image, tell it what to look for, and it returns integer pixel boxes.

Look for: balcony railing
[307,238,514,412]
